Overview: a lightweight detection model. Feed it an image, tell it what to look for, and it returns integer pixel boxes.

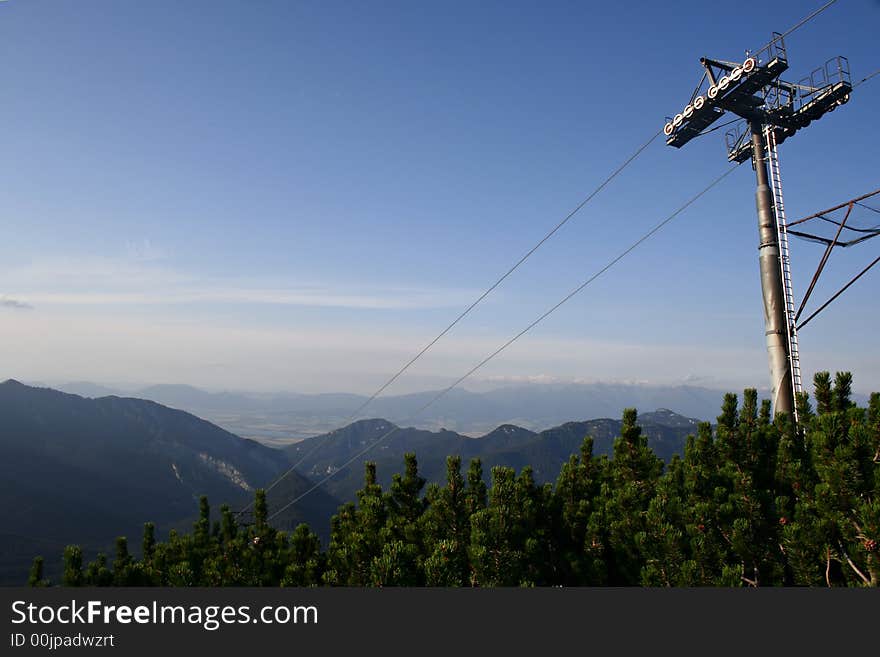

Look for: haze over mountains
[0,378,717,584]
[45,379,756,444]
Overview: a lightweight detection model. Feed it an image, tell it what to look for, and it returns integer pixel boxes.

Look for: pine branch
[826,547,832,588]
[838,541,870,585]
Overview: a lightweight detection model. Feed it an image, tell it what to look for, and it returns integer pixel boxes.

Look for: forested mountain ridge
[285,410,699,502]
[0,378,703,585]
[0,380,339,585]
[32,372,880,587]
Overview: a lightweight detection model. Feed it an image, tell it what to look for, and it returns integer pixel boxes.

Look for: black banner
[1,587,875,655]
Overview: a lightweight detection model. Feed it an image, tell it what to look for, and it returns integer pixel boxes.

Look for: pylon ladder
[765,127,803,412]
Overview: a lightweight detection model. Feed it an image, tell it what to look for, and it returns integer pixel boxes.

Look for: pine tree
[388,453,427,527]
[195,496,211,546]
[373,455,426,585]
[680,421,728,584]
[603,408,664,584]
[28,556,47,587]
[84,553,113,586]
[465,458,488,515]
[142,522,156,561]
[422,456,472,586]
[640,455,690,585]
[552,437,603,584]
[281,524,324,586]
[220,504,238,543]
[515,467,555,585]
[62,545,84,586]
[254,489,269,536]
[833,371,854,412]
[470,466,551,586]
[325,462,388,585]
[716,390,784,586]
[113,536,134,585]
[370,540,421,586]
[814,371,833,415]
[470,466,521,586]
[805,376,878,586]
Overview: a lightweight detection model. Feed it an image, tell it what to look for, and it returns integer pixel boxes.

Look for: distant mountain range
[0,379,718,585]
[285,409,701,504]
[44,380,756,442]
[0,380,339,585]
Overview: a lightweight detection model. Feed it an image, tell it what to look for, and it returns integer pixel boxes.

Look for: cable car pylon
[663,31,854,418]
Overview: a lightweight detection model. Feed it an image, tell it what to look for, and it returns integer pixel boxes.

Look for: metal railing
[797,56,851,100]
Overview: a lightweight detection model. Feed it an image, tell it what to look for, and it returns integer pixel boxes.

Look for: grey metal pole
[750,121,794,416]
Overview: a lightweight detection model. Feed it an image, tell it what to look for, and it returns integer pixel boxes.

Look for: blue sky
[1,0,878,394]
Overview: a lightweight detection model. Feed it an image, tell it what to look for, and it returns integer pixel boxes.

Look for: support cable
[794,203,852,322]
[238,128,662,513]
[267,164,739,521]
[816,213,880,232]
[796,255,880,331]
[788,229,880,247]
[693,117,743,139]
[787,189,880,227]
[254,0,846,519]
[852,68,880,90]
[688,71,708,105]
[754,0,839,53]
[854,202,880,215]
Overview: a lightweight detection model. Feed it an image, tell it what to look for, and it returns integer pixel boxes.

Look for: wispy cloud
[19,288,467,309]
[482,374,565,385]
[1,256,472,310]
[0,296,33,310]
[0,309,785,393]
